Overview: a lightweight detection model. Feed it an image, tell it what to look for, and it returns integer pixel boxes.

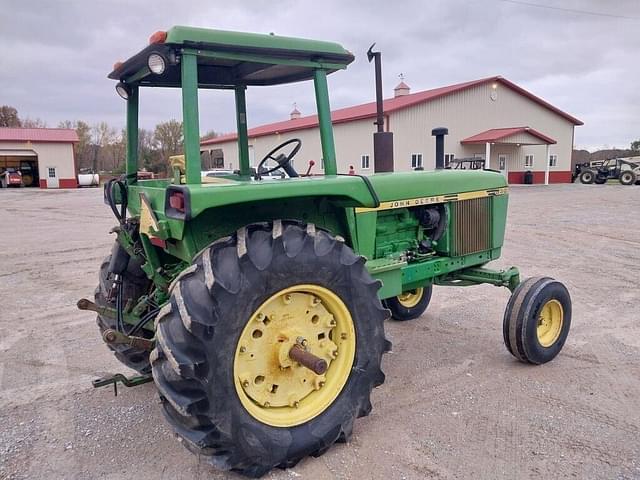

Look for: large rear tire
[151,221,390,477]
[95,254,152,374]
[619,170,635,186]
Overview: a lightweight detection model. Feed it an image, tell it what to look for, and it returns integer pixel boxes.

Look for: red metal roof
[461,127,557,145]
[0,127,79,143]
[202,75,582,146]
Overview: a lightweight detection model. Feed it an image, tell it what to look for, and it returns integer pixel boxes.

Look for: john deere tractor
[80,26,572,477]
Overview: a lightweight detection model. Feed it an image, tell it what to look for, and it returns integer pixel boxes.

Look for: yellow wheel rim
[397,288,424,308]
[233,284,356,427]
[536,299,564,347]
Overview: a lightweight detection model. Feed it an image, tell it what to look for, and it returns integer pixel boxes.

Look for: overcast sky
[2,0,638,151]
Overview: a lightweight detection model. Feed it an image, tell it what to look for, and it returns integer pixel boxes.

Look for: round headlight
[147,53,166,75]
[115,82,130,100]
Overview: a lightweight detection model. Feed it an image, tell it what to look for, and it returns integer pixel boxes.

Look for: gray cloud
[1,0,638,150]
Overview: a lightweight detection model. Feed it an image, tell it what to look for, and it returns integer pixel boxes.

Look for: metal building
[201,75,582,184]
[0,127,79,188]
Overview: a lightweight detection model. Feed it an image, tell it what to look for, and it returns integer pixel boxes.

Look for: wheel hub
[397,288,423,308]
[536,299,564,347]
[233,285,355,427]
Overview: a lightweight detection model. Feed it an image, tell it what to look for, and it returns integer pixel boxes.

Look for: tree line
[0,105,218,174]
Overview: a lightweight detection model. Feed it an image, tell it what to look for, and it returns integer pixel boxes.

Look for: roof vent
[394,74,410,97]
[290,103,301,120]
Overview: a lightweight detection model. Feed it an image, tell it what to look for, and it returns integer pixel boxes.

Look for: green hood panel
[366,170,508,203]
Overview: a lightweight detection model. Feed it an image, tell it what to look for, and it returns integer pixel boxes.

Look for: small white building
[0,128,79,188]
[201,75,582,184]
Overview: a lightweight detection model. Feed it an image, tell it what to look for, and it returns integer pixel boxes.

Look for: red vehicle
[0,168,23,188]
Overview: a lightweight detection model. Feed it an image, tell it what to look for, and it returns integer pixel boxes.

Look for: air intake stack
[432,127,448,170]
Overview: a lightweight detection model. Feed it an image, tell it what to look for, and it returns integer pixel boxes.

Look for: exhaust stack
[367,44,394,173]
[432,127,448,170]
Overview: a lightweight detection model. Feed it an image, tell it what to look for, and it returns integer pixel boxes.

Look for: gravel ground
[0,183,639,480]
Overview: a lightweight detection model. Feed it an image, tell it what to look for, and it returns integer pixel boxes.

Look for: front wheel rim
[397,288,424,308]
[233,284,356,427]
[536,299,564,347]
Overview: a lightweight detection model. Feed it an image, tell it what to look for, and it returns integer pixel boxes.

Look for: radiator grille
[451,197,491,256]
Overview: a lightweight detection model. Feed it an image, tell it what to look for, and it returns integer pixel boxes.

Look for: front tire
[503,277,571,364]
[579,170,594,184]
[151,221,390,477]
[384,286,433,321]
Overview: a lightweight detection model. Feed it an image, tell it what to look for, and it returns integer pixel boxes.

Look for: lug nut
[283,294,292,304]
[239,346,246,353]
[242,380,249,388]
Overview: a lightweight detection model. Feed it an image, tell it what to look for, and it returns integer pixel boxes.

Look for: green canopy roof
[109,26,355,88]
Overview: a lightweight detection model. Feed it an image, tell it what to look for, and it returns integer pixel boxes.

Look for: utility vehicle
[577,157,640,185]
[80,26,572,477]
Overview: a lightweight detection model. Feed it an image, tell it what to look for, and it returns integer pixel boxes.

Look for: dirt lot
[1,183,639,480]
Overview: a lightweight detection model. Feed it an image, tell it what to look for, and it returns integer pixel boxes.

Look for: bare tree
[200,130,220,142]
[154,119,183,159]
[22,117,48,128]
[92,121,117,172]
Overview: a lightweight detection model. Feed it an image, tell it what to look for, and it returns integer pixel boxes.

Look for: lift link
[77,297,138,324]
[289,343,328,375]
[102,328,154,351]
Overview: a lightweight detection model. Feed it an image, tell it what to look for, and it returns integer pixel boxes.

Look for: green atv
[81,26,572,477]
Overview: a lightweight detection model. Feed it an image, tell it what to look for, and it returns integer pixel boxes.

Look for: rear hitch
[92,373,153,396]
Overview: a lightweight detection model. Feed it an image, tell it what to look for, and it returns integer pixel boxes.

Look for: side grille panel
[451,197,491,256]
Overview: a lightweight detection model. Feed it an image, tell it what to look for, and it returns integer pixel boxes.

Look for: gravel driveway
[1,183,639,479]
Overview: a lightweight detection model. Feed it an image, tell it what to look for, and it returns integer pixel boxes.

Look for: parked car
[0,168,23,188]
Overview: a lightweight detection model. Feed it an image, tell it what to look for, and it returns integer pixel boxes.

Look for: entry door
[46,166,59,188]
[498,154,508,176]
[248,145,255,168]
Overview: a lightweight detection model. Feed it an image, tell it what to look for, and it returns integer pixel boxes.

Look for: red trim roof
[202,75,582,146]
[0,127,79,143]
[461,127,557,145]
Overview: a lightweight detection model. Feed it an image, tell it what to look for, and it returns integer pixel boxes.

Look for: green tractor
[80,26,572,477]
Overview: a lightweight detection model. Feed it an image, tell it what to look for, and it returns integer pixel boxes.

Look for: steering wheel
[256,139,301,178]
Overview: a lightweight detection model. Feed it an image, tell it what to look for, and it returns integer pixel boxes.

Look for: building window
[525,154,534,168]
[212,157,224,169]
[549,154,557,167]
[444,153,455,168]
[48,167,56,178]
[361,154,370,169]
[411,153,423,169]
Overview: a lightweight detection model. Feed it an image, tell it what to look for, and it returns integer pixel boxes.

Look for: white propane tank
[78,173,100,187]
